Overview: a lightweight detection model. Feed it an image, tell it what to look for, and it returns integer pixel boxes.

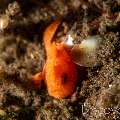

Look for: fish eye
[61,73,68,84]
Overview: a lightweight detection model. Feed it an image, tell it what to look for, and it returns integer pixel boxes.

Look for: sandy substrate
[0,0,120,120]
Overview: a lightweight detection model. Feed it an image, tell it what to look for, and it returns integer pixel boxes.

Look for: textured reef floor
[0,0,120,120]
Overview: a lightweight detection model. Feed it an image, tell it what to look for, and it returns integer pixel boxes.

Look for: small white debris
[30,53,34,59]
[109,84,112,88]
[0,109,6,116]
[64,34,74,47]
[73,0,81,9]
[0,15,9,30]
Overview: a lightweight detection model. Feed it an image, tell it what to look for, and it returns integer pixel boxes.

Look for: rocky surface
[0,0,120,120]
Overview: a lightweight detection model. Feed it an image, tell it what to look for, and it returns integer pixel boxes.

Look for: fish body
[32,19,77,99]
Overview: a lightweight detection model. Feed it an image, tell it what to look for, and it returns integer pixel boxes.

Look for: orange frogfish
[32,19,77,99]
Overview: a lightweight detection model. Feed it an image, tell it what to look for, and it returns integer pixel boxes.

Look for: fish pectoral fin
[32,72,45,88]
[32,63,46,88]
